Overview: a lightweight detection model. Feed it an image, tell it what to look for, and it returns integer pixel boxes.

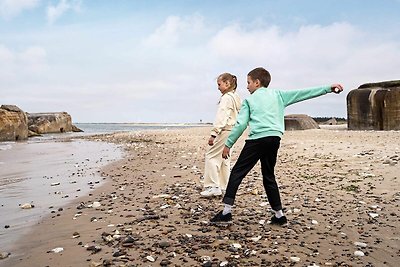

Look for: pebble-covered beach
[1,127,399,267]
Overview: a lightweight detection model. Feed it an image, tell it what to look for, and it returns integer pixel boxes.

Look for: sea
[0,123,205,252]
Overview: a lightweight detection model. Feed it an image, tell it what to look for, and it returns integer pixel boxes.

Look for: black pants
[223,136,282,211]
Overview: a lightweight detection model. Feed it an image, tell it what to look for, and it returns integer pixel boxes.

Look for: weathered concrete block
[284,114,320,130]
[27,112,73,134]
[0,105,29,141]
[347,80,400,130]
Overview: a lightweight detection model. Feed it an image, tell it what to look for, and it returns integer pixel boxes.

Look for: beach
[1,126,399,266]
[0,138,123,253]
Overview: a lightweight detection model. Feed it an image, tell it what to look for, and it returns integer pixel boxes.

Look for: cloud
[47,0,81,24]
[0,0,40,19]
[3,12,399,122]
[208,22,400,89]
[143,14,206,47]
[0,44,48,83]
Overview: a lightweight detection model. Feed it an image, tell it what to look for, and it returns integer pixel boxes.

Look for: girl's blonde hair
[218,73,237,91]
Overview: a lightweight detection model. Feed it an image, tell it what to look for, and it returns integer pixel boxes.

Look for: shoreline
[0,139,123,255]
[1,127,399,266]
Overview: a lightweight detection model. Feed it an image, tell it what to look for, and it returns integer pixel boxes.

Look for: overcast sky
[1,0,399,123]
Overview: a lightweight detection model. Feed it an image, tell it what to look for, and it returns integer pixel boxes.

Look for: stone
[71,124,83,132]
[20,203,34,209]
[27,112,74,134]
[354,250,365,257]
[0,252,10,260]
[347,80,400,130]
[354,241,367,248]
[284,114,320,130]
[92,201,101,208]
[290,256,301,262]
[49,247,64,253]
[0,105,28,141]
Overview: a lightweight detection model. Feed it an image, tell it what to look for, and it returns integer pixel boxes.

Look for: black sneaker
[210,211,232,223]
[269,215,287,226]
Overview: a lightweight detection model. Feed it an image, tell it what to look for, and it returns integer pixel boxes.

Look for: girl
[201,73,241,197]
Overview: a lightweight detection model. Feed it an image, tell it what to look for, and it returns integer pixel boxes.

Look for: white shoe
[200,187,222,197]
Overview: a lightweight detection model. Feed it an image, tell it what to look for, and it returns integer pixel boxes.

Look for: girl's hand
[222,146,230,159]
[331,84,344,94]
[208,136,215,146]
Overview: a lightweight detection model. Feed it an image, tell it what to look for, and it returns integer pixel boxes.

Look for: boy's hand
[222,146,230,159]
[331,84,344,94]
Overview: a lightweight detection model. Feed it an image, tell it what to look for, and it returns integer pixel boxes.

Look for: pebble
[87,245,102,253]
[232,243,242,249]
[354,250,365,257]
[146,255,155,262]
[368,212,379,218]
[159,240,170,248]
[160,259,171,266]
[250,236,262,242]
[92,201,101,208]
[49,247,64,253]
[89,261,102,267]
[20,203,34,209]
[290,256,301,262]
[0,252,10,260]
[354,241,367,248]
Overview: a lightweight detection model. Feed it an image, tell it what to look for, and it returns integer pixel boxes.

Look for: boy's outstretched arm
[280,83,344,107]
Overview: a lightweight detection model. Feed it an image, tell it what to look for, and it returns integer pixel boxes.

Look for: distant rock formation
[321,117,338,125]
[27,112,75,134]
[284,114,320,130]
[347,80,400,130]
[0,105,29,141]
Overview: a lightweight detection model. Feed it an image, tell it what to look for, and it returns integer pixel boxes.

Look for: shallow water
[0,139,123,252]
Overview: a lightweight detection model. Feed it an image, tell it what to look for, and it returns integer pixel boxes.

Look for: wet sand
[1,127,399,266]
[0,140,122,253]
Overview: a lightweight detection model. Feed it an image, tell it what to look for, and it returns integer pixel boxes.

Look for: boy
[210,67,343,225]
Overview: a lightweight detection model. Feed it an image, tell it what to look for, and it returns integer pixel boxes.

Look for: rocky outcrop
[347,80,400,130]
[284,114,320,130]
[72,124,84,132]
[321,118,338,125]
[27,112,73,134]
[0,105,29,141]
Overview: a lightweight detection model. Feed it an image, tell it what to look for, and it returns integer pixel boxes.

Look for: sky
[1,0,400,123]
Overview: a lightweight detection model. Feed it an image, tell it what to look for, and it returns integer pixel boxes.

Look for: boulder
[0,105,29,141]
[321,117,338,125]
[27,112,73,134]
[72,124,84,132]
[284,114,320,130]
[347,80,400,130]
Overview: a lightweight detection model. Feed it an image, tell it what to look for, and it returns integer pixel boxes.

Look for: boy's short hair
[248,67,271,88]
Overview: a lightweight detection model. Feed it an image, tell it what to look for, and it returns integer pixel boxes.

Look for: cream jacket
[211,91,241,137]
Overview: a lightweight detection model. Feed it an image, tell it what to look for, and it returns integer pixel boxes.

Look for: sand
[1,126,399,267]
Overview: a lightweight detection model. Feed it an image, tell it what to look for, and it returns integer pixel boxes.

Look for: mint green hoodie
[225,85,332,148]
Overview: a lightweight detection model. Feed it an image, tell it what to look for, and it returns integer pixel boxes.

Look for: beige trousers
[203,131,232,190]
